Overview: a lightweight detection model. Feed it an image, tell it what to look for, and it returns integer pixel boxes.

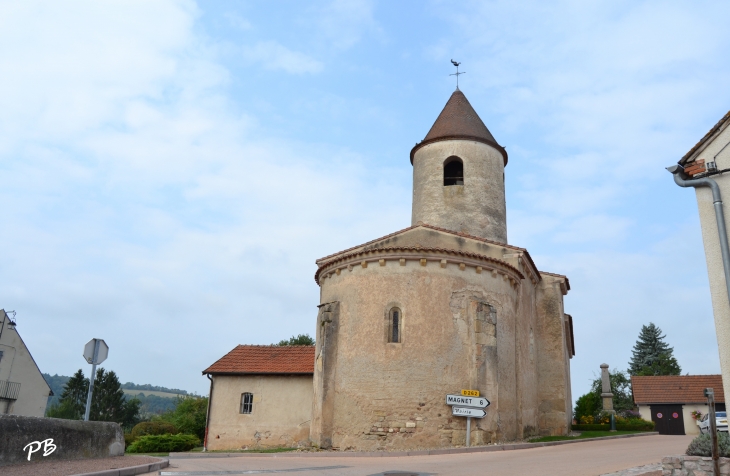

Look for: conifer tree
[47,369,88,419]
[46,368,140,428]
[628,323,681,376]
[90,368,127,423]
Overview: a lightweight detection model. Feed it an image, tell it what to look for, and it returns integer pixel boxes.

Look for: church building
[204,88,575,451]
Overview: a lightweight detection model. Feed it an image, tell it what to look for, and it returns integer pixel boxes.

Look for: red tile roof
[203,345,315,375]
[680,110,730,164]
[632,375,725,404]
[411,89,508,165]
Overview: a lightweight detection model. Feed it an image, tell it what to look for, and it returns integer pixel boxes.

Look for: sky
[1,0,729,401]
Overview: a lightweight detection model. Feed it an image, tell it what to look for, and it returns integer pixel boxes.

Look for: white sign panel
[452,406,486,418]
[445,394,490,408]
[83,339,109,365]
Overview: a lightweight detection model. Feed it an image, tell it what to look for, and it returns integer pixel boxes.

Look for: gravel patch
[1,455,165,476]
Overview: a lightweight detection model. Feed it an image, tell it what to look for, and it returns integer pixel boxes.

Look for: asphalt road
[146,435,693,476]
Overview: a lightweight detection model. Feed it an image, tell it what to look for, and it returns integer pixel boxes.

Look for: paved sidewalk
[2,455,167,476]
[141,434,693,476]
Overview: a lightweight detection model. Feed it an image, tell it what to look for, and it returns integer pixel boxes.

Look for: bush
[126,433,200,453]
[686,433,730,457]
[155,396,208,440]
[617,409,642,420]
[572,419,655,431]
[574,392,601,424]
[130,421,178,440]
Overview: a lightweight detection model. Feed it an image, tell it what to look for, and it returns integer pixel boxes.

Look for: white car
[699,411,728,434]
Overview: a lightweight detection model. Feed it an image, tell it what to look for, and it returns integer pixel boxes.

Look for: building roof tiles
[203,345,315,375]
[681,110,730,164]
[631,375,725,404]
[410,89,508,165]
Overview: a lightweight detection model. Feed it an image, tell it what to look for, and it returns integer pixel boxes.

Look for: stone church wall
[312,256,527,450]
[536,274,572,436]
[412,141,507,243]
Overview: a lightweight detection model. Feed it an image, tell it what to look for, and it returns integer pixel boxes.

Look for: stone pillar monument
[600,364,615,413]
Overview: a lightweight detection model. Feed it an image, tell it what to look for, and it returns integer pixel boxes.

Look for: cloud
[313,0,382,50]
[424,0,730,401]
[2,0,729,404]
[0,0,403,393]
[242,41,323,74]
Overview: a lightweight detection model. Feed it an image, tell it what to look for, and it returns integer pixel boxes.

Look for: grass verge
[125,451,170,456]
[207,447,298,454]
[528,430,652,443]
[126,447,299,456]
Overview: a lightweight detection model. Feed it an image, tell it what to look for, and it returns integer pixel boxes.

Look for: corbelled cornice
[314,245,525,287]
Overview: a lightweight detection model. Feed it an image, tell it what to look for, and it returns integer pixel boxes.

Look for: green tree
[90,368,127,423]
[574,391,601,423]
[46,368,140,428]
[628,323,681,376]
[156,396,209,440]
[276,334,315,346]
[47,369,88,419]
[574,369,635,422]
[122,397,142,429]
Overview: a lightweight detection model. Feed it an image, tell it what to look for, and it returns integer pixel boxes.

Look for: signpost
[82,338,109,421]
[452,407,487,418]
[446,390,490,447]
[445,394,490,408]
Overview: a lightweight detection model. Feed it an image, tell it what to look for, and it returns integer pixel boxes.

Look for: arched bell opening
[444,157,464,186]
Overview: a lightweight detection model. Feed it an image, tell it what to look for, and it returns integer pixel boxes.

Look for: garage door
[651,404,685,435]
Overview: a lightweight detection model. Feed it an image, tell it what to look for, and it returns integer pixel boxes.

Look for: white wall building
[669,111,730,404]
[0,309,53,417]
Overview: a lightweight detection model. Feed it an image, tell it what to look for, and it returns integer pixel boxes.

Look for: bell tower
[410,89,508,243]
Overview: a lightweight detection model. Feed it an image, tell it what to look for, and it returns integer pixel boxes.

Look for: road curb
[170,432,660,459]
[72,457,169,476]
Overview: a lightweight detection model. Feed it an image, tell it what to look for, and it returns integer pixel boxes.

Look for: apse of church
[310,89,575,450]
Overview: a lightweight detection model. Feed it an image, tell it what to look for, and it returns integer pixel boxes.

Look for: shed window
[240,392,253,414]
[388,307,402,343]
[444,157,464,186]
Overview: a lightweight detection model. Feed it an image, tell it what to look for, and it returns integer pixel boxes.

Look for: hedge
[130,421,178,440]
[572,421,655,431]
[126,433,200,453]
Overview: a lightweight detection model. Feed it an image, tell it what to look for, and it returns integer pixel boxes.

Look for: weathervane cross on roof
[450,60,465,89]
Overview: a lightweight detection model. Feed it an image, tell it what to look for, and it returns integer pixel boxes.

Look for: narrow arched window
[388,307,402,343]
[240,392,253,414]
[444,157,464,186]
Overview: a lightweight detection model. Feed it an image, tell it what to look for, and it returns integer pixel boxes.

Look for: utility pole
[705,388,720,476]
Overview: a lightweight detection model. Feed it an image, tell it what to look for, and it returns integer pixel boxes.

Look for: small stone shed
[202,345,314,450]
[632,375,725,435]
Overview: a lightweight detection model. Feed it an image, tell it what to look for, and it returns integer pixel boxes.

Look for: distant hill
[44,373,71,407]
[43,373,193,416]
[121,382,189,395]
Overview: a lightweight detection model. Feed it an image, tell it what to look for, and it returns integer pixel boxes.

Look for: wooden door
[651,404,685,435]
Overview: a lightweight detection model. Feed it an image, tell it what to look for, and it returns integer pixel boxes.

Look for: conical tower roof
[411,89,507,165]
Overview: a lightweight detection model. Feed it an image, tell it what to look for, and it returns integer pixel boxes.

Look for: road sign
[445,394,490,408]
[84,339,109,365]
[461,389,480,397]
[452,406,486,418]
[82,338,109,422]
